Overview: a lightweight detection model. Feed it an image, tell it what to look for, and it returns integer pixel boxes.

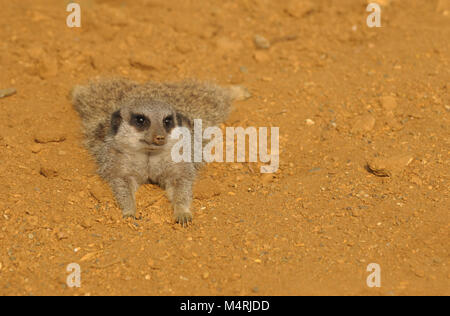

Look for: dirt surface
[0,0,449,296]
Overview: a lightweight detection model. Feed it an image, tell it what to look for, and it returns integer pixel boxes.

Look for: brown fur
[72,77,234,225]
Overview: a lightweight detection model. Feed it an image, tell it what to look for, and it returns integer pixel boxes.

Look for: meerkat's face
[110,101,181,154]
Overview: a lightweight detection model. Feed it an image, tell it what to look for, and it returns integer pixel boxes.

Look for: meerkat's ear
[111,110,122,135]
[176,112,192,128]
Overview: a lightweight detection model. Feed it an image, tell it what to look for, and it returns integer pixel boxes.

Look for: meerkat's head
[110,98,190,154]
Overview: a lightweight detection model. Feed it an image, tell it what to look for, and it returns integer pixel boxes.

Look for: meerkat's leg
[165,176,194,226]
[109,177,139,218]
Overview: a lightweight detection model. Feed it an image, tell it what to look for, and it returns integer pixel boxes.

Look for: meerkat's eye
[136,116,146,125]
[130,113,150,130]
[163,115,174,130]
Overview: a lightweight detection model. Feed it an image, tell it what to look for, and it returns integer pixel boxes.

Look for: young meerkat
[72,78,234,225]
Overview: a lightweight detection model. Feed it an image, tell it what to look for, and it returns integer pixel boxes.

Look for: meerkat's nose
[153,135,166,145]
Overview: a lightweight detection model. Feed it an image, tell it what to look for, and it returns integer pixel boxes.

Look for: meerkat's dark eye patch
[176,112,192,128]
[111,110,122,135]
[163,115,175,132]
[130,113,150,131]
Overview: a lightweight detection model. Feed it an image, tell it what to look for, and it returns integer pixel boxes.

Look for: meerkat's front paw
[174,206,193,227]
[176,212,193,227]
[122,209,136,219]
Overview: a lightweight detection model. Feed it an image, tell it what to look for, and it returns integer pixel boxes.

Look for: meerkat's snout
[153,135,166,145]
[151,113,175,146]
[141,127,167,148]
[147,114,174,146]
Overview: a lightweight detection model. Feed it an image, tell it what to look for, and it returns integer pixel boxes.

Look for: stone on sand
[367,154,414,177]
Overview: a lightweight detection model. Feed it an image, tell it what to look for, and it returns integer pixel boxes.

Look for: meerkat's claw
[122,212,136,219]
[175,211,193,227]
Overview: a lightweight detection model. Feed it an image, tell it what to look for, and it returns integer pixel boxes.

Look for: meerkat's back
[141,80,233,128]
[71,78,138,151]
[72,77,138,122]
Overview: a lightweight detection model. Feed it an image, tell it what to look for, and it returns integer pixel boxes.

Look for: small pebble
[229,85,252,101]
[0,88,16,98]
[380,96,398,111]
[367,154,414,177]
[305,119,315,126]
[30,144,43,153]
[40,166,58,178]
[352,114,376,133]
[34,132,66,144]
[285,0,315,18]
[253,35,271,49]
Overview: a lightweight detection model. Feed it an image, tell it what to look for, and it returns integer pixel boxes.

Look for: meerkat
[72,77,233,226]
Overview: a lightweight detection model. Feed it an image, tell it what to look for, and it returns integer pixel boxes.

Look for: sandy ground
[0,0,449,296]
